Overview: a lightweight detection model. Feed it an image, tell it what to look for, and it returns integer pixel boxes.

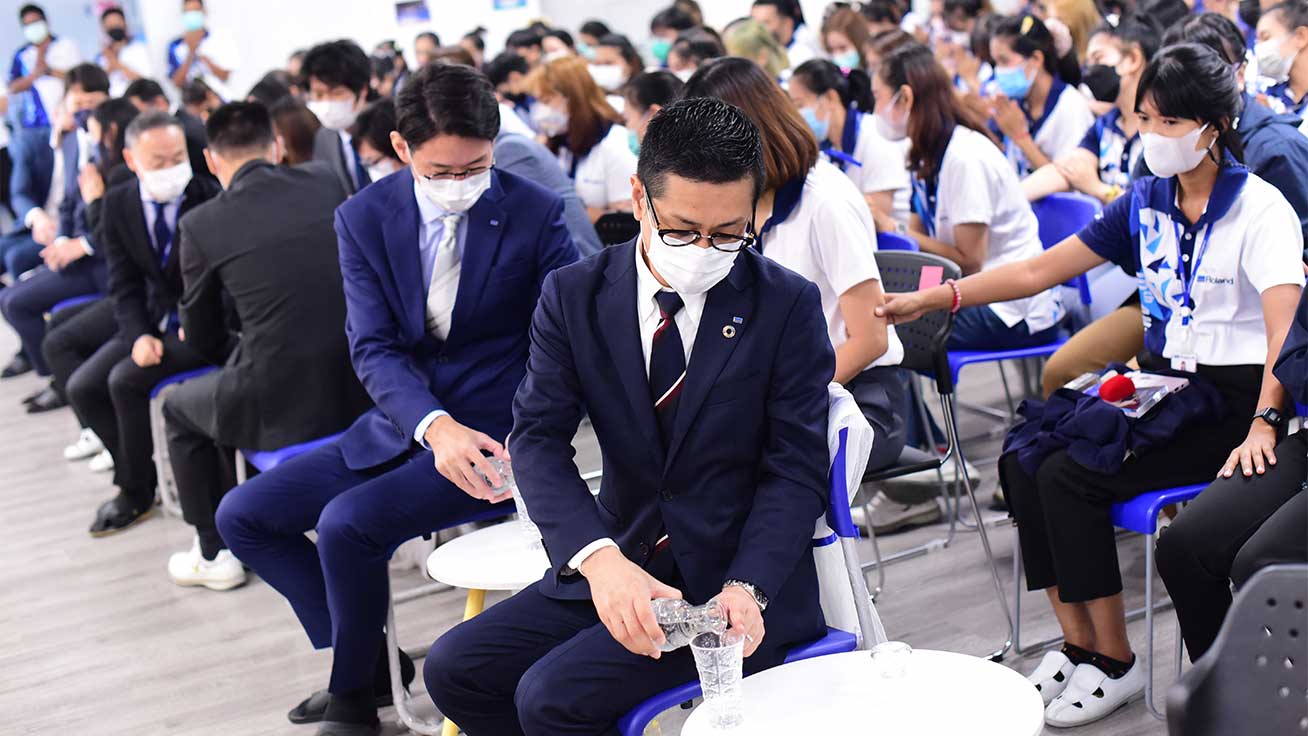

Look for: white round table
[682,649,1044,736]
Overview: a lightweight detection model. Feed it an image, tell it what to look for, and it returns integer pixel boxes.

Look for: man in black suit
[67,110,222,536]
[123,77,214,182]
[304,40,373,196]
[161,102,371,590]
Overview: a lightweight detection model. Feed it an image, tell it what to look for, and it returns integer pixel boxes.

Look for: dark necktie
[342,137,369,190]
[649,291,686,446]
[153,201,173,266]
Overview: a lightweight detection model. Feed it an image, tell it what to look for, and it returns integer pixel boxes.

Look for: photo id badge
[1170,323,1198,373]
[1171,354,1198,373]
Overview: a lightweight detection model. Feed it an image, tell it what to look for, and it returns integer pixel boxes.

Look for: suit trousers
[1156,430,1308,661]
[43,297,115,416]
[65,327,208,505]
[0,262,103,375]
[215,441,501,694]
[163,370,237,557]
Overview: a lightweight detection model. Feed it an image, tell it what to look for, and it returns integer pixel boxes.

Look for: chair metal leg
[842,536,887,648]
[387,584,445,735]
[234,449,247,486]
[1144,532,1165,720]
[861,497,886,600]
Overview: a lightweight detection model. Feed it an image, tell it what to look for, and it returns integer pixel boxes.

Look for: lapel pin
[722,325,737,339]
[490,219,500,227]
[732,316,744,324]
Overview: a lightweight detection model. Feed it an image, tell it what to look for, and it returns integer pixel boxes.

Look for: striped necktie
[649,291,686,445]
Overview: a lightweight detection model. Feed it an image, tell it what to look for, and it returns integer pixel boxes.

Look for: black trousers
[848,366,909,473]
[42,297,115,418]
[1157,430,1307,661]
[65,328,208,505]
[162,370,236,555]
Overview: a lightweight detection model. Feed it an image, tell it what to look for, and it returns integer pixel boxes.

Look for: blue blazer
[334,167,579,470]
[511,241,834,666]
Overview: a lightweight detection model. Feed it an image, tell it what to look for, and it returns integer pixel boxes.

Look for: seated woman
[620,71,683,156]
[684,57,909,474]
[526,56,637,221]
[1023,13,1160,204]
[989,13,1096,177]
[666,28,724,82]
[870,44,1065,351]
[820,6,873,71]
[1255,0,1308,122]
[878,43,1305,728]
[788,59,911,228]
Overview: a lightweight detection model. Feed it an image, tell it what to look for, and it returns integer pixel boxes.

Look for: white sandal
[1026,650,1077,705]
[1044,658,1145,728]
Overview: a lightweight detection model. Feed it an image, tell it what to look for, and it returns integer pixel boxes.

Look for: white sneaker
[1044,658,1145,728]
[856,490,942,534]
[1027,650,1077,705]
[882,457,981,487]
[168,539,247,591]
[87,449,114,473]
[63,428,104,461]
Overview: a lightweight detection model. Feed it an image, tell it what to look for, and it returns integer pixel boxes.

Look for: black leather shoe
[24,385,67,413]
[288,649,414,724]
[2,352,31,379]
[88,495,155,537]
[315,722,380,736]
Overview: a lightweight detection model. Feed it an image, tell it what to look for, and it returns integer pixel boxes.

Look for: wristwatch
[723,579,769,612]
[1254,407,1284,428]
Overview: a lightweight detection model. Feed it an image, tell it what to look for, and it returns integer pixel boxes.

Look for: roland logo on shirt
[1196,275,1234,286]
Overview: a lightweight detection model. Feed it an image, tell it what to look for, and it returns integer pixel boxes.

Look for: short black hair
[506,29,543,50]
[395,63,499,146]
[484,51,529,87]
[624,71,684,113]
[247,73,292,108]
[416,31,441,47]
[19,4,44,21]
[351,98,401,163]
[124,78,166,103]
[462,27,487,51]
[1163,11,1246,64]
[93,97,140,170]
[580,20,612,39]
[181,79,211,106]
[651,6,696,32]
[1140,0,1192,30]
[637,96,765,201]
[302,40,372,96]
[752,0,805,25]
[1136,43,1244,162]
[205,101,275,156]
[67,63,110,94]
[100,6,125,22]
[544,29,574,48]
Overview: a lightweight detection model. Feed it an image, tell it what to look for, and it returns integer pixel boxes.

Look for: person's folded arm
[724,282,834,598]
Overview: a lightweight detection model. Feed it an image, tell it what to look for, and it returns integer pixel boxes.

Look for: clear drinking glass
[650,599,727,652]
[870,640,913,679]
[691,629,745,729]
[476,457,542,549]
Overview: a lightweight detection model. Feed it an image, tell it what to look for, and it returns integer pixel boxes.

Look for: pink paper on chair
[918,265,945,290]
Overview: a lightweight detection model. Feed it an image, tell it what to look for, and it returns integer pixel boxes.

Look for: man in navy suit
[215,64,578,736]
[426,97,834,735]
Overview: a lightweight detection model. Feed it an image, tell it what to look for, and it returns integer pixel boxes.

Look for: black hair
[100,6,125,22]
[1095,11,1163,63]
[484,51,529,87]
[1140,0,1191,30]
[624,70,684,113]
[67,63,110,94]
[351,98,401,163]
[506,29,543,50]
[463,27,487,50]
[1267,0,1308,30]
[247,73,292,108]
[858,0,902,25]
[598,33,644,71]
[1163,12,1247,65]
[670,29,725,66]
[543,29,574,48]
[19,4,44,21]
[992,13,1067,81]
[651,6,696,32]
[1239,0,1262,28]
[181,79,212,106]
[751,0,805,26]
[125,78,167,103]
[205,101,276,155]
[580,20,612,39]
[1136,43,1244,163]
[92,97,140,173]
[638,96,765,201]
[415,31,441,47]
[302,40,372,96]
[942,0,984,19]
[395,63,499,146]
[791,59,876,113]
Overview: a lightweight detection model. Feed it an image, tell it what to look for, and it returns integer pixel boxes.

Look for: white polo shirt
[1004,79,1096,177]
[9,37,81,130]
[167,30,238,101]
[97,40,153,97]
[555,123,637,210]
[927,125,1064,332]
[756,159,905,370]
[824,109,912,225]
[1078,164,1305,366]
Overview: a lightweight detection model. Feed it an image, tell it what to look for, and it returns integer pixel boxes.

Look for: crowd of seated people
[1,0,1304,734]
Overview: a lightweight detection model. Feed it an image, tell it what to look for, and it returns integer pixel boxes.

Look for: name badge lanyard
[1169,217,1215,361]
[910,176,937,239]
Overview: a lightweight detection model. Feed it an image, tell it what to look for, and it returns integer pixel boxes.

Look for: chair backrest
[1166,564,1308,736]
[1031,193,1098,306]
[876,232,918,251]
[873,250,961,393]
[593,212,642,246]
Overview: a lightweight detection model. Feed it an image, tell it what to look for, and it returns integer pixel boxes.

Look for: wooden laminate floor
[0,327,1172,736]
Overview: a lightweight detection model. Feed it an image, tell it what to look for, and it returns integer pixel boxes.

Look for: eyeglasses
[645,194,755,252]
[419,163,493,181]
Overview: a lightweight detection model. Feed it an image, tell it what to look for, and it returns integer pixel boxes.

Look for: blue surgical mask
[576,41,596,61]
[833,50,861,70]
[627,128,641,157]
[181,9,206,33]
[651,38,673,64]
[800,106,829,141]
[993,64,1034,100]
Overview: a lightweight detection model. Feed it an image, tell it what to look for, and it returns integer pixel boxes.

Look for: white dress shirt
[566,241,708,571]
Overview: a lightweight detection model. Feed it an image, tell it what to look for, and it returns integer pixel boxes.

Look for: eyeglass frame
[643,192,757,252]
[416,162,494,182]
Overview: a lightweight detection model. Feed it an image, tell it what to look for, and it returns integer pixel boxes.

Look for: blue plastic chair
[45,293,101,319]
[148,366,218,400]
[876,231,918,251]
[1031,193,1099,306]
[617,426,875,736]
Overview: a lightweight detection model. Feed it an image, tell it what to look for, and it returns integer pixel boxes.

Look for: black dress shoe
[288,649,414,724]
[24,385,67,413]
[88,495,155,537]
[1,352,31,378]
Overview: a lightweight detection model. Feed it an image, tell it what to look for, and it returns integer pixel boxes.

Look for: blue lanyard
[910,177,937,239]
[1170,217,1215,327]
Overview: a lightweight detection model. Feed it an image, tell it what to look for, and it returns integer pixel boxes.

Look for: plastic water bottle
[476,457,542,549]
[651,599,728,652]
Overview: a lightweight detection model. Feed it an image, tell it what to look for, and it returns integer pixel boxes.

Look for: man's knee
[424,624,483,713]
[514,660,568,734]
[107,357,149,404]
[215,483,260,552]
[65,363,104,411]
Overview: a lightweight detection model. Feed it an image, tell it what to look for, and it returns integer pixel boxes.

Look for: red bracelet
[945,279,962,314]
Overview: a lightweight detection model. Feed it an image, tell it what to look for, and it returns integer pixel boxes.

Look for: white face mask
[543,49,571,64]
[1141,123,1213,178]
[674,67,696,83]
[140,160,193,203]
[873,92,909,141]
[367,159,401,183]
[588,63,627,91]
[1254,36,1294,84]
[641,201,740,296]
[307,98,359,131]
[416,168,493,213]
[531,103,569,137]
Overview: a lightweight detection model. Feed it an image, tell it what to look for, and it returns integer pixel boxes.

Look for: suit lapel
[446,174,508,346]
[125,188,157,276]
[664,259,755,470]
[381,178,427,337]
[597,245,664,467]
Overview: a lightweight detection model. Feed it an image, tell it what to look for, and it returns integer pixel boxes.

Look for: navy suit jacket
[511,241,834,665]
[334,167,579,471]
